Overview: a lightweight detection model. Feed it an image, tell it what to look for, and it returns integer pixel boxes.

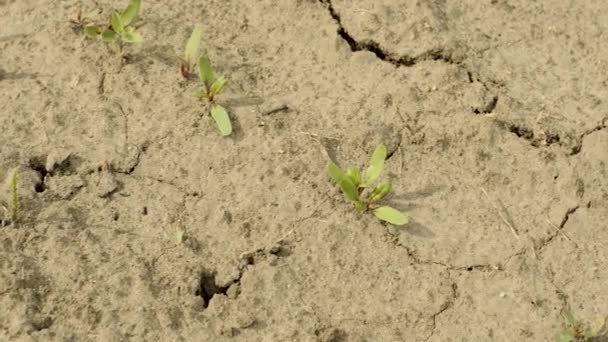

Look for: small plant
[195,55,232,136]
[328,144,408,225]
[4,167,20,226]
[558,307,608,342]
[84,0,143,53]
[180,25,203,78]
[164,222,188,246]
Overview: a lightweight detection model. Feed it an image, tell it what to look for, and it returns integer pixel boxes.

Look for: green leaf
[596,317,608,335]
[7,167,19,225]
[354,201,365,211]
[101,29,118,42]
[198,56,215,89]
[370,182,392,203]
[373,206,408,225]
[345,166,361,188]
[121,0,141,26]
[184,25,202,64]
[339,178,360,203]
[364,144,387,185]
[557,332,574,342]
[195,87,207,99]
[209,76,226,97]
[84,25,101,37]
[328,162,359,203]
[328,162,346,184]
[111,11,124,33]
[583,326,598,339]
[122,30,143,43]
[562,308,576,326]
[210,104,232,136]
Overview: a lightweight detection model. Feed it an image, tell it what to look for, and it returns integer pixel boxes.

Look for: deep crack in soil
[195,270,237,309]
[318,0,460,67]
[319,0,606,159]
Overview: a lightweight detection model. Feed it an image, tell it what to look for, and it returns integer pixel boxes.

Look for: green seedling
[180,25,203,78]
[169,223,188,246]
[5,167,20,226]
[195,56,232,136]
[84,0,143,53]
[558,307,608,342]
[328,144,408,225]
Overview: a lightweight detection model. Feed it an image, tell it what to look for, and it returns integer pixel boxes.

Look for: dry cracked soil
[1,0,608,341]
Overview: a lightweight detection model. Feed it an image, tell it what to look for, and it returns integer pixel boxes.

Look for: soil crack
[537,205,579,255]
[494,115,607,155]
[318,0,459,67]
[494,120,563,148]
[424,277,458,341]
[97,72,106,95]
[397,241,506,273]
[569,116,607,155]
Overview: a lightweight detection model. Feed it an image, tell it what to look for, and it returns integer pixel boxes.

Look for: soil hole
[29,157,47,193]
[508,124,534,140]
[269,243,291,258]
[31,316,53,331]
[194,271,233,308]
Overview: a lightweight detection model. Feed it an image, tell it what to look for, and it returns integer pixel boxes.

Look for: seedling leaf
[85,25,101,37]
[122,30,143,43]
[209,76,226,97]
[121,0,141,26]
[328,163,359,203]
[175,224,187,244]
[198,56,214,89]
[557,332,575,342]
[597,317,608,335]
[195,88,207,99]
[373,206,408,225]
[364,144,387,184]
[328,162,346,184]
[6,167,19,225]
[101,29,117,42]
[346,166,361,187]
[184,25,202,63]
[111,11,124,33]
[370,182,391,203]
[562,308,576,326]
[339,178,360,203]
[210,104,232,136]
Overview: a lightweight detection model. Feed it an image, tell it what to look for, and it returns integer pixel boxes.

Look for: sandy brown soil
[1,0,607,341]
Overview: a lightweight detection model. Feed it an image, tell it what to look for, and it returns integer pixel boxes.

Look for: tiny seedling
[180,25,203,78]
[328,144,408,225]
[4,167,20,226]
[195,55,232,136]
[558,307,608,342]
[171,223,188,246]
[84,0,143,53]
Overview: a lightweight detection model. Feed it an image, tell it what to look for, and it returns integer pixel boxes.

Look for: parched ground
[1,0,607,341]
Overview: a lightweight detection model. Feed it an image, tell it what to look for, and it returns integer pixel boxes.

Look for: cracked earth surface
[1,0,607,341]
